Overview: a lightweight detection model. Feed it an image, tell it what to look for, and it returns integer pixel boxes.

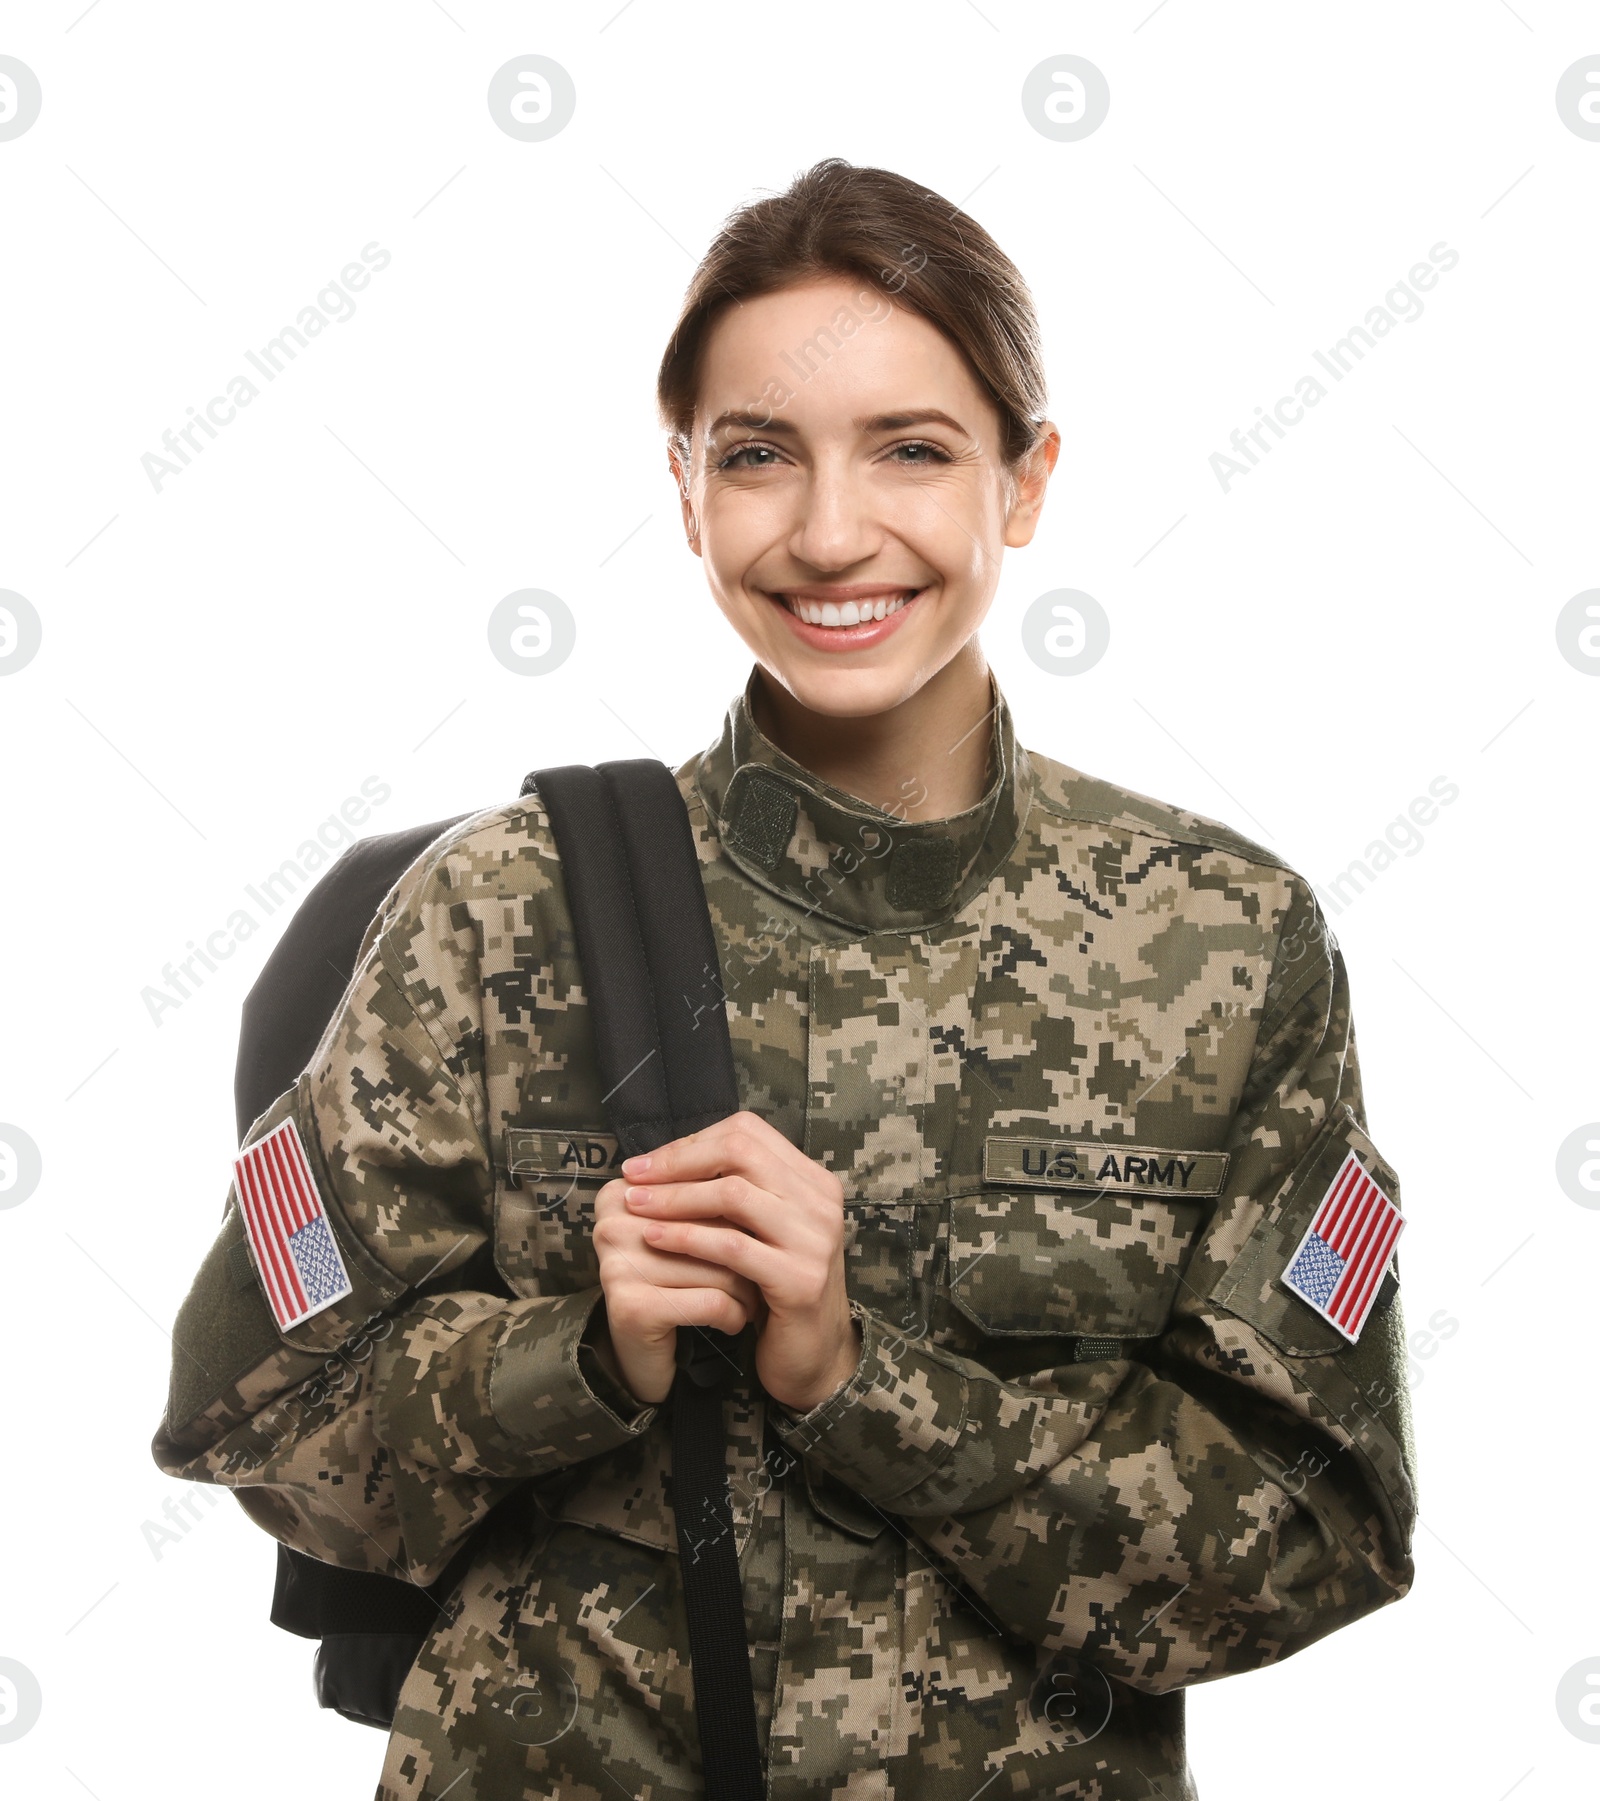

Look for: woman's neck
[749,646,996,824]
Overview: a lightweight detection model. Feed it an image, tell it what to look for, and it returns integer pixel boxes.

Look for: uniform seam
[1255,883,1337,1043]
[370,931,494,1169]
[861,1324,972,1510]
[803,949,819,1166]
[370,796,562,976]
[489,1289,660,1446]
[1278,1333,1417,1553]
[1029,785,1295,875]
[284,1072,426,1312]
[1256,954,1331,1046]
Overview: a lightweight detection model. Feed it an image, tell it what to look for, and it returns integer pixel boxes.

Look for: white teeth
[785,590,917,627]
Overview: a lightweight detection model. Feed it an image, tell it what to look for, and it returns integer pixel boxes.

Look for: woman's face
[674,274,1058,720]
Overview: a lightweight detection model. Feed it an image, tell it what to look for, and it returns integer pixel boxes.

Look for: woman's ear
[667,442,702,556]
[1002,423,1062,550]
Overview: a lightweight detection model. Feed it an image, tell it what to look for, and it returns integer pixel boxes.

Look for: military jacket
[153,667,1418,1800]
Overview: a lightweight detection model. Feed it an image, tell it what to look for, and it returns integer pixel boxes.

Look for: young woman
[156,158,1417,1800]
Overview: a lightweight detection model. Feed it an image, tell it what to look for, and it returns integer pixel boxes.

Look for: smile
[762,586,928,651]
[780,588,920,627]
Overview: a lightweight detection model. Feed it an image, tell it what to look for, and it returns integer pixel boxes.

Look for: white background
[1,3,1596,1797]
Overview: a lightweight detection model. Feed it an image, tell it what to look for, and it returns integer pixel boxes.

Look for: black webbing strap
[529,758,765,1801]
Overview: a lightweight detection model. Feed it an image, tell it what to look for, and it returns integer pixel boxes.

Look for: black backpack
[237,760,764,1801]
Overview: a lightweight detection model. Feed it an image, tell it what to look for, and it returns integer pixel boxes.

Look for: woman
[155,158,1417,1799]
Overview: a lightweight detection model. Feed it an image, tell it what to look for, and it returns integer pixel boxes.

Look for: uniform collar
[693,666,1034,934]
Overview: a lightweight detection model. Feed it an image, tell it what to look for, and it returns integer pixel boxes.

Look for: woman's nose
[787,461,882,571]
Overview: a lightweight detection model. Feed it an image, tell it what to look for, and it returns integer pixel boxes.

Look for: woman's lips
[764,586,926,651]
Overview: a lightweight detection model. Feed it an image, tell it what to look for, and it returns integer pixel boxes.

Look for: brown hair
[657,157,1048,482]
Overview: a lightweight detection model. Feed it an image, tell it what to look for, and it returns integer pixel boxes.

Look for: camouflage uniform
[153,667,1417,1800]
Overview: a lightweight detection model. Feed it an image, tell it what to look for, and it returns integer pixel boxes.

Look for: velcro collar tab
[695,665,1035,934]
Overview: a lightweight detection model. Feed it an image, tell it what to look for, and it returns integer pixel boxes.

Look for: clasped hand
[590,1111,861,1413]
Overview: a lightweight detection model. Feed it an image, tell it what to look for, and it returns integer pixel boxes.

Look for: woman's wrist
[590,1320,625,1387]
[775,1313,864,1415]
[582,1306,652,1408]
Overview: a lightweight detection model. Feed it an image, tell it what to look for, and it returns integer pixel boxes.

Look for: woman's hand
[616,1110,862,1414]
[591,1178,763,1406]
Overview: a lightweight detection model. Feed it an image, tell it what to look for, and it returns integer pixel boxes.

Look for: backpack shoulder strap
[527,756,765,1801]
[525,759,739,1154]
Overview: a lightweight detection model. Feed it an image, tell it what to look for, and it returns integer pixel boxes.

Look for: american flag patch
[233,1118,353,1331]
[1280,1150,1405,1344]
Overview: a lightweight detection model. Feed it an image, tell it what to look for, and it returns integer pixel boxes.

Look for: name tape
[505,1128,624,1179]
[983,1136,1230,1198]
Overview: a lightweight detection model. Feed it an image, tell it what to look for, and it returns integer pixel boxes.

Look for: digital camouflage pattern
[153,666,1417,1799]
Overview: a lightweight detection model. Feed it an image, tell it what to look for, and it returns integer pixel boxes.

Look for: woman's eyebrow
[857,409,973,440]
[705,407,974,441]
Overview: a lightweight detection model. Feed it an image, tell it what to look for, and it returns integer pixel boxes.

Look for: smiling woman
[655,161,1056,813]
[154,156,1417,1801]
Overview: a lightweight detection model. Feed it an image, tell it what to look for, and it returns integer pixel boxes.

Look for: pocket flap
[946,1181,1204,1339]
[551,1389,770,1560]
[800,1455,888,1541]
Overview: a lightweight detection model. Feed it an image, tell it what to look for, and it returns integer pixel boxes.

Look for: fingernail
[625,1186,650,1206]
[623,1154,652,1174]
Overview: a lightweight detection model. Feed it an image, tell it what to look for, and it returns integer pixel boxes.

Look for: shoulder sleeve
[1177,877,1418,1542]
[152,862,660,1586]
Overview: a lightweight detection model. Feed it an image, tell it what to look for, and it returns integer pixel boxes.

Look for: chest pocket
[495,1128,622,1298]
[944,1136,1228,1340]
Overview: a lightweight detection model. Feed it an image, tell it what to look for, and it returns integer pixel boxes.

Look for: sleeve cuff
[765,1299,972,1510]
[489,1287,659,1457]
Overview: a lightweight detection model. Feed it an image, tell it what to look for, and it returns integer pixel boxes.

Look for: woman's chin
[751,657,924,725]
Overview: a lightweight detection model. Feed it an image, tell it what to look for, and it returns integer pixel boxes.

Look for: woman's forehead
[694,281,998,437]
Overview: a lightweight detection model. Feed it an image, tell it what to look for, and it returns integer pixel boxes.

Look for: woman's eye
[715,438,951,471]
[717,442,782,470]
[889,440,951,466]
